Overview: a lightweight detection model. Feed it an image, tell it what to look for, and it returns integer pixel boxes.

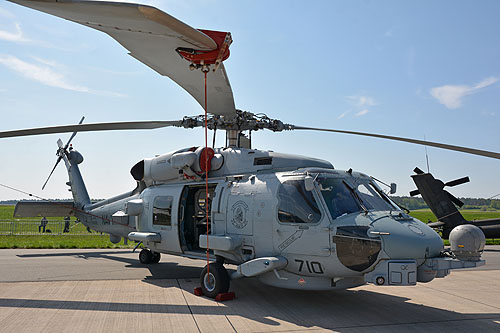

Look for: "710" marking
[295,259,324,274]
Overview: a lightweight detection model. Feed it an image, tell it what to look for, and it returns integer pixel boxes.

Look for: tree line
[390,196,500,211]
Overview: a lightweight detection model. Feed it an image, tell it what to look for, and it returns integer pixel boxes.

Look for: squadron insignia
[231,200,249,229]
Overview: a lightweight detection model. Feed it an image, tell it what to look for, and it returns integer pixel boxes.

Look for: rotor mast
[226,129,239,148]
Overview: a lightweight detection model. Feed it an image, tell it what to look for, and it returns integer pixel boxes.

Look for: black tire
[139,249,153,264]
[200,262,230,298]
[151,252,161,264]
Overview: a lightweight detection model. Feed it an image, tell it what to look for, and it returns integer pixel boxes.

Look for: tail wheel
[139,249,152,264]
[151,252,161,264]
[200,262,230,298]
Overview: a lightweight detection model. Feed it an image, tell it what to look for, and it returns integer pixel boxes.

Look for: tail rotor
[41,117,85,190]
[410,167,470,208]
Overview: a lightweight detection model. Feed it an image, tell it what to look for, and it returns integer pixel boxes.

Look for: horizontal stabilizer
[14,201,75,217]
[427,221,445,228]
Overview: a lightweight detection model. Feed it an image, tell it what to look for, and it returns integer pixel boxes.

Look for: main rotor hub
[179,110,293,133]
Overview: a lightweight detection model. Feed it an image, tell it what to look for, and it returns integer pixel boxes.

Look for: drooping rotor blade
[445,176,470,188]
[8,0,236,117]
[0,120,183,139]
[290,125,500,160]
[64,116,85,149]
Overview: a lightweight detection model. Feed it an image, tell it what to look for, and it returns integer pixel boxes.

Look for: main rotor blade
[64,116,85,149]
[42,156,62,190]
[291,125,500,160]
[0,120,183,139]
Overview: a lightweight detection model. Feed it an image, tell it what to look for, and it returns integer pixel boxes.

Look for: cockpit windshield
[317,175,400,220]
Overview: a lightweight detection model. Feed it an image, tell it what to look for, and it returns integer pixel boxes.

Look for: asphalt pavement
[0,247,499,332]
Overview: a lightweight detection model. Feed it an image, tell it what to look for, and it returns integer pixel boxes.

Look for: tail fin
[62,148,91,210]
[410,167,468,238]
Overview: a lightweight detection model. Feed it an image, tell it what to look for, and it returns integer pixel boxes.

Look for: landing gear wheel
[151,252,161,264]
[139,249,153,264]
[200,262,230,298]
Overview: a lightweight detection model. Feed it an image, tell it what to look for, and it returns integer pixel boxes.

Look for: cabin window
[153,196,173,226]
[277,179,322,223]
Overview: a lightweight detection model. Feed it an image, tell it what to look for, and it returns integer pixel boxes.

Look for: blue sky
[0,0,499,201]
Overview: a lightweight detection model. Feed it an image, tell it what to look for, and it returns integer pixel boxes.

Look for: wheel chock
[193,288,236,301]
[215,292,236,302]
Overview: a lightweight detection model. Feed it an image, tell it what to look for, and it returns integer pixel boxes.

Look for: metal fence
[0,220,95,236]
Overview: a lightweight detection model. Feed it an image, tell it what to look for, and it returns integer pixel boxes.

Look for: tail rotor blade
[409,189,420,196]
[413,167,425,175]
[445,176,470,188]
[64,116,85,149]
[42,156,62,190]
[445,191,464,207]
[57,138,63,148]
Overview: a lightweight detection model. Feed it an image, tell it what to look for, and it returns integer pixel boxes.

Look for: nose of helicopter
[372,214,444,260]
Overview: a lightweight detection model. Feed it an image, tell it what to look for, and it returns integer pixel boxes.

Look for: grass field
[0,235,134,249]
[0,205,134,248]
[409,209,500,224]
[1,205,96,235]
[1,205,500,248]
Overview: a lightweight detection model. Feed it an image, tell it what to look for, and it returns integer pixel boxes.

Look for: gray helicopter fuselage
[67,147,475,291]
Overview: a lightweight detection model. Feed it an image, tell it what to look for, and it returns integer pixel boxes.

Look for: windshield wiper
[342,180,368,214]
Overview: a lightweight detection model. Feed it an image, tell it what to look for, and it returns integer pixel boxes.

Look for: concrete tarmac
[1,247,499,332]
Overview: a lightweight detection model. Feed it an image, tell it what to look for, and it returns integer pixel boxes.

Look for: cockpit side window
[277,179,322,223]
[318,177,360,219]
[354,182,397,211]
[356,183,381,210]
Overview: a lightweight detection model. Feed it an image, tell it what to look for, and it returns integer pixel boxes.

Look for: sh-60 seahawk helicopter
[3,0,499,298]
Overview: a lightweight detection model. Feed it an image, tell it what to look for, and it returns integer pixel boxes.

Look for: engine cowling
[130,147,223,186]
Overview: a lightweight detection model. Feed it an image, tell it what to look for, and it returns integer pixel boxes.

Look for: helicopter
[1,0,498,298]
[410,167,500,239]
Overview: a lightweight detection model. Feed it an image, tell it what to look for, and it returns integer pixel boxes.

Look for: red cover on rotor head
[177,29,231,65]
[199,147,215,173]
